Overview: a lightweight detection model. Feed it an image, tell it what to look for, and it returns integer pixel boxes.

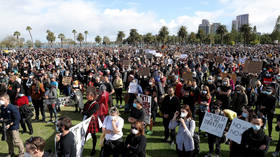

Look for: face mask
[236,91,241,94]
[18,94,24,97]
[131,128,139,135]
[223,82,227,85]
[149,82,153,85]
[208,80,213,83]
[218,77,222,80]
[133,103,137,108]
[0,100,5,105]
[242,112,248,118]
[266,91,272,95]
[180,112,188,118]
[202,91,207,95]
[252,124,261,131]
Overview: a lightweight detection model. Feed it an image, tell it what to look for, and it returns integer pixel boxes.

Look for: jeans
[48,104,57,121]
[33,99,45,121]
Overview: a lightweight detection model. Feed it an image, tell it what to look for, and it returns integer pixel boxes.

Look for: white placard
[128,82,138,94]
[69,117,91,157]
[226,118,252,144]
[200,112,228,137]
[138,94,152,124]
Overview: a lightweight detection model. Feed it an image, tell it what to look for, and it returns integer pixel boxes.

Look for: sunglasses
[26,137,38,150]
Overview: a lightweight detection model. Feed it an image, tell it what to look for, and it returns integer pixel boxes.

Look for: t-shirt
[57,132,76,157]
[102,116,124,141]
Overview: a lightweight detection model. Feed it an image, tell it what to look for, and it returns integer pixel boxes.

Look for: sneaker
[204,153,212,157]
[146,131,153,135]
[272,152,279,157]
[47,120,53,123]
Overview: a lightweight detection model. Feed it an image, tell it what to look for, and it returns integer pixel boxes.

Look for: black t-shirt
[57,131,76,157]
[104,82,114,93]
[130,107,145,122]
[7,81,21,102]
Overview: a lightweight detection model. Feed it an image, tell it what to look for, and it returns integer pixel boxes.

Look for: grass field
[1,101,280,157]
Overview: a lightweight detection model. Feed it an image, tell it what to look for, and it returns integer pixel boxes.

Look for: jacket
[0,104,21,130]
[162,95,180,118]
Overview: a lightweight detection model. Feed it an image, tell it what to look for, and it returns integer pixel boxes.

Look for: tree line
[1,24,280,49]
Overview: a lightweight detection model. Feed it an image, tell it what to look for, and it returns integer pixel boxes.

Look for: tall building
[236,14,249,30]
[232,20,238,31]
[198,19,211,35]
[211,23,221,34]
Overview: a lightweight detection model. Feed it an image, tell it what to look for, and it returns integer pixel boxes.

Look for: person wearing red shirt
[14,93,33,135]
[97,85,109,122]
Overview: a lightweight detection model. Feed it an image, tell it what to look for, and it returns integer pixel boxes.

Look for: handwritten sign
[123,60,130,66]
[200,112,228,137]
[62,77,72,85]
[138,94,152,124]
[128,82,138,94]
[182,71,193,81]
[243,60,263,74]
[139,68,150,77]
[226,118,252,144]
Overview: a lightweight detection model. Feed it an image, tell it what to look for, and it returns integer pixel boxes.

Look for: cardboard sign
[182,71,193,81]
[139,68,150,77]
[69,117,91,157]
[244,60,263,74]
[200,112,228,137]
[138,94,152,124]
[226,118,252,144]
[220,73,237,84]
[128,82,138,94]
[123,60,130,66]
[216,56,224,63]
[62,77,72,85]
[174,52,181,58]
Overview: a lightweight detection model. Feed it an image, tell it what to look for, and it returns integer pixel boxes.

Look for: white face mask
[19,94,24,97]
[0,100,5,105]
[24,152,32,157]
[180,112,188,118]
[131,129,139,135]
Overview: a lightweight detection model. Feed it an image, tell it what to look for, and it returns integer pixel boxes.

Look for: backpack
[188,120,200,154]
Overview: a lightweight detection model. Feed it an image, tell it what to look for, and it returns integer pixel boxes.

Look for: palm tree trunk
[28,31,33,45]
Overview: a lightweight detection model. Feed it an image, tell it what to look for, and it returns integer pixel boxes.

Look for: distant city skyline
[0,0,280,41]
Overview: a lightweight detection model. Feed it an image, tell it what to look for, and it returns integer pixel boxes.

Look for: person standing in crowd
[128,96,145,123]
[197,85,211,129]
[82,89,99,156]
[44,83,58,123]
[216,78,232,110]
[124,121,147,157]
[113,74,123,108]
[231,85,248,115]
[71,80,83,113]
[162,87,180,144]
[0,93,25,157]
[56,116,76,157]
[169,105,195,157]
[102,76,115,107]
[182,81,199,119]
[14,92,33,134]
[31,77,45,122]
[101,106,124,157]
[25,136,55,157]
[97,85,109,121]
[7,75,21,105]
[273,115,280,157]
[258,86,276,138]
[241,115,270,157]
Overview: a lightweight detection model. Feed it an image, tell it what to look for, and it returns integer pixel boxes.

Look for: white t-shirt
[102,115,124,141]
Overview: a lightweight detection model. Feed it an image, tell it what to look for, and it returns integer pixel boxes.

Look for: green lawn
[1,103,280,157]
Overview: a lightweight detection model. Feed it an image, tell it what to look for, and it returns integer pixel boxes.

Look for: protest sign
[174,52,181,58]
[138,94,152,124]
[226,118,252,144]
[216,56,224,63]
[123,60,130,66]
[69,117,91,157]
[200,112,228,137]
[128,82,138,94]
[62,77,72,85]
[57,96,71,106]
[139,68,150,77]
[180,54,188,59]
[220,73,237,84]
[244,60,263,74]
[182,71,193,81]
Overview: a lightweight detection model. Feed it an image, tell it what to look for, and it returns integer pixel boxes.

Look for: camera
[0,118,9,141]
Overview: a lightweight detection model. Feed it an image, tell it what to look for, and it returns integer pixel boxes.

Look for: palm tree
[103,36,110,45]
[13,31,21,47]
[95,35,102,44]
[116,31,125,45]
[77,33,84,47]
[58,33,65,48]
[240,24,252,46]
[84,31,88,44]
[72,29,77,44]
[26,26,33,46]
[216,25,227,44]
[46,31,56,47]
[177,26,188,45]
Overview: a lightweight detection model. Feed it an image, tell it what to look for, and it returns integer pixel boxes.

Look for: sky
[0,0,280,42]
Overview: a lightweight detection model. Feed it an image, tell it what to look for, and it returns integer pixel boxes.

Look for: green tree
[188,32,197,44]
[177,26,188,45]
[26,26,33,47]
[72,29,77,44]
[95,35,102,44]
[34,40,42,48]
[240,24,252,46]
[197,29,206,44]
[46,31,56,47]
[103,36,110,45]
[84,31,88,44]
[216,25,228,44]
[58,33,65,48]
[1,36,17,48]
[13,31,21,47]
[205,34,215,45]
[126,29,141,45]
[116,31,125,45]
[143,33,154,45]
[260,34,272,44]
[77,33,84,47]
[158,26,169,44]
[271,25,280,42]
[26,40,33,48]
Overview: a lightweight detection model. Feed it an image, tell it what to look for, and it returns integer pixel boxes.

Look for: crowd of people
[0,44,280,157]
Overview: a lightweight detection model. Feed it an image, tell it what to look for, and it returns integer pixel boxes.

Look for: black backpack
[188,120,200,154]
